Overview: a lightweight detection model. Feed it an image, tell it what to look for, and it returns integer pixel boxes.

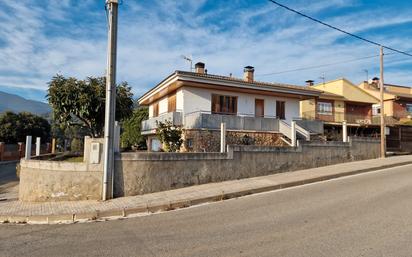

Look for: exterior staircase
[278,120,323,146]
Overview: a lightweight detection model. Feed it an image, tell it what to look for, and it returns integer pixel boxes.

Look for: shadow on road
[0,163,19,201]
[0,163,18,185]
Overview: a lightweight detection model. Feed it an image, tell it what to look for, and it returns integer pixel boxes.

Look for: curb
[1,160,412,225]
[0,160,19,166]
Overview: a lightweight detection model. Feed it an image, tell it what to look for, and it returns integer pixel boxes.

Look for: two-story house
[300,78,380,138]
[138,63,322,152]
[358,78,412,122]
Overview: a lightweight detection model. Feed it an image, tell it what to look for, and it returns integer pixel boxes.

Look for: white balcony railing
[184,111,279,132]
[141,111,183,133]
[141,111,314,142]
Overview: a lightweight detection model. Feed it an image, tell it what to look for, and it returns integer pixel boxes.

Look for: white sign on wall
[385,127,390,136]
[90,142,101,164]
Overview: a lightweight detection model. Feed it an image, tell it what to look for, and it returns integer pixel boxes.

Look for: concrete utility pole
[380,46,386,158]
[103,0,119,200]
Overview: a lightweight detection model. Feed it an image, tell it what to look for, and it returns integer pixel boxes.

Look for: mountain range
[0,91,51,115]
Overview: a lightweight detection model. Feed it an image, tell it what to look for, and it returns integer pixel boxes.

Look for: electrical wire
[267,0,412,57]
[257,54,379,77]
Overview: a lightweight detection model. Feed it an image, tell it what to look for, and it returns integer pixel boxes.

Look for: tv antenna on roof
[181,55,193,72]
[363,69,369,81]
[319,74,325,85]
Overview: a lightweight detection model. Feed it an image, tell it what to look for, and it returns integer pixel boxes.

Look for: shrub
[70,138,83,152]
[155,120,183,152]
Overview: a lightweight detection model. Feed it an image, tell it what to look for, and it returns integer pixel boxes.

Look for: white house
[138,63,322,152]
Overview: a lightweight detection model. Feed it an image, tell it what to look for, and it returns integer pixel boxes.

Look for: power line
[267,0,412,58]
[257,51,406,77]
[257,54,379,77]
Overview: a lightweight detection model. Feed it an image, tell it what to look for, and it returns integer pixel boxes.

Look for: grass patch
[63,156,84,162]
[400,120,412,126]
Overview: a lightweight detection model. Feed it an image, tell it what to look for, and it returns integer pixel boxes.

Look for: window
[406,104,412,113]
[152,102,159,117]
[168,94,176,112]
[186,138,193,149]
[255,99,264,117]
[211,94,237,115]
[317,102,332,115]
[372,104,381,115]
[276,101,285,119]
[151,138,161,152]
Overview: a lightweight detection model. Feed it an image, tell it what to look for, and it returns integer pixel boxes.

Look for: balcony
[141,112,183,134]
[141,111,317,144]
[184,111,279,131]
[141,111,280,134]
[301,111,379,125]
[393,110,412,120]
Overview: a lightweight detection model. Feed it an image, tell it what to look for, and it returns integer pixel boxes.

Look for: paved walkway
[1,155,411,224]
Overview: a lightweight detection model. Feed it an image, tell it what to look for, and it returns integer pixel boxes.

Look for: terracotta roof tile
[176,71,321,94]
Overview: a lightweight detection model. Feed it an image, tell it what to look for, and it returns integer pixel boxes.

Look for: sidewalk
[1,155,411,224]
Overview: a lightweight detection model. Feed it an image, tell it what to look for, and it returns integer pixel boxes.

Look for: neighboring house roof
[318,91,345,100]
[358,81,412,101]
[314,77,352,86]
[384,84,412,100]
[313,78,379,104]
[388,91,412,100]
[138,70,323,105]
[384,83,412,90]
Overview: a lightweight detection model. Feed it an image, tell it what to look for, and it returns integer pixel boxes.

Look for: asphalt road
[1,164,412,257]
[0,163,18,201]
[0,163,17,184]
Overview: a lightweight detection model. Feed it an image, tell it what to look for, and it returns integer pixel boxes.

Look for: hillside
[0,91,51,115]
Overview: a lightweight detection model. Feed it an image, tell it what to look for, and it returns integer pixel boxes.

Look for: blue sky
[0,0,411,102]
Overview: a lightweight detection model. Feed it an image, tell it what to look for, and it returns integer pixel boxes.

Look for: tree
[0,112,51,144]
[47,75,134,137]
[121,106,149,150]
[155,120,183,152]
[50,118,90,151]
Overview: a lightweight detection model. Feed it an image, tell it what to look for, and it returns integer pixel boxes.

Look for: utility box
[90,142,101,164]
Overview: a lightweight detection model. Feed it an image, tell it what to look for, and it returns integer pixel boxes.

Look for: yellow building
[300,78,379,125]
[358,78,412,121]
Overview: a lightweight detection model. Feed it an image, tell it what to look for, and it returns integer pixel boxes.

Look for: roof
[138,70,322,104]
[318,91,345,99]
[360,81,412,89]
[384,83,412,89]
[390,91,412,100]
[384,84,412,99]
[313,77,353,87]
[360,82,412,100]
[313,78,379,103]
[175,70,321,93]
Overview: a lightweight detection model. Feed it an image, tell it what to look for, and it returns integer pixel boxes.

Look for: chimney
[369,77,380,89]
[305,80,314,86]
[243,66,254,82]
[195,62,205,74]
[371,77,379,84]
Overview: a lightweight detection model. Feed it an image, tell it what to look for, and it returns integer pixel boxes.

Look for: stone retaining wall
[19,137,105,202]
[18,159,103,202]
[19,137,379,202]
[114,137,379,197]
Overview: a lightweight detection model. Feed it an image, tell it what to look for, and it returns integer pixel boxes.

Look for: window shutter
[168,94,176,112]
